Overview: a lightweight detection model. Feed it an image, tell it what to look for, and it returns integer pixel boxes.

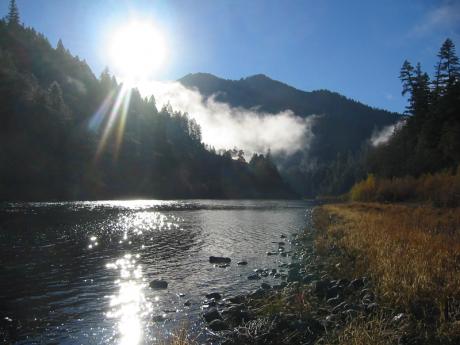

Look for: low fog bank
[370,119,406,147]
[138,81,316,158]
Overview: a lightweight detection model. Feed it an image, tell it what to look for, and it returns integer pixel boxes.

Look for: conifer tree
[399,60,415,114]
[434,39,460,96]
[56,39,66,54]
[7,0,20,26]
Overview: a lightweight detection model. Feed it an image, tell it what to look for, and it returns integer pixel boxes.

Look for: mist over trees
[0,3,294,201]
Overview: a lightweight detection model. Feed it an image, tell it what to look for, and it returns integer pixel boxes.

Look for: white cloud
[409,1,460,37]
[137,81,315,157]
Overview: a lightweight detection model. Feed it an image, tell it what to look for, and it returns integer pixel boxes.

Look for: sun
[109,21,167,82]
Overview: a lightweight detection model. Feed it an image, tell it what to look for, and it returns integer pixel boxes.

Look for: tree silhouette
[434,39,460,97]
[6,0,20,26]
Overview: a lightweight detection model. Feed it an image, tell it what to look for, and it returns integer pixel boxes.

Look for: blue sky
[2,0,460,113]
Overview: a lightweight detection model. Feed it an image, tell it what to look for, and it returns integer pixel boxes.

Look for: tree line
[0,1,295,201]
[367,38,460,178]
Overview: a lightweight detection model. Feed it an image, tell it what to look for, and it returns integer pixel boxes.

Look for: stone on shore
[202,308,221,323]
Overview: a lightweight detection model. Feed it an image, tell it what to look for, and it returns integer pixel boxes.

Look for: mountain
[0,20,295,201]
[179,73,402,196]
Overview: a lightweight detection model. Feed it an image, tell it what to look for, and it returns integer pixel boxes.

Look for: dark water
[0,200,314,344]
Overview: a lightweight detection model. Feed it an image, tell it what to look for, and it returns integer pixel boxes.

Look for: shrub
[350,167,460,206]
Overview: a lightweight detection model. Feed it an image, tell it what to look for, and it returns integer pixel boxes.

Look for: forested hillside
[351,39,460,206]
[179,73,401,196]
[0,12,294,201]
[367,38,460,177]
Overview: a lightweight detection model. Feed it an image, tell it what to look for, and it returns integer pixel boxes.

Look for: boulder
[248,273,261,280]
[149,280,168,289]
[206,292,222,300]
[203,308,221,323]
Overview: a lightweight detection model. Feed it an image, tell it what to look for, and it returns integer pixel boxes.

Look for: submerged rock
[149,280,168,289]
[206,292,222,300]
[248,273,261,280]
[209,256,231,264]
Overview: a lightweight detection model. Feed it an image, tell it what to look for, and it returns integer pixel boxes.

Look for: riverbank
[193,202,460,345]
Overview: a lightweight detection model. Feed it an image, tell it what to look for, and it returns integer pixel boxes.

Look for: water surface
[0,200,314,344]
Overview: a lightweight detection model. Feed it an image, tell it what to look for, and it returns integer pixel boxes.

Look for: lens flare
[89,85,132,161]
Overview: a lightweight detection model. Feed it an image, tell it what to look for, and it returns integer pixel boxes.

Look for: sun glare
[109,21,167,81]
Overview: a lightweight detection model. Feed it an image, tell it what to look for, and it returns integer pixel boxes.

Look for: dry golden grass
[317,203,460,322]
[333,314,399,345]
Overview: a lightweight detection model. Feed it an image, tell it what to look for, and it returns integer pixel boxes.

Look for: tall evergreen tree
[434,39,460,96]
[56,39,66,54]
[399,60,415,114]
[6,0,20,26]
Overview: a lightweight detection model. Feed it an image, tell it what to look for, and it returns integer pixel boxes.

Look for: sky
[2,0,460,113]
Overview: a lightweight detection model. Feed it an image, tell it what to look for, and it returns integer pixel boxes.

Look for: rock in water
[149,280,168,289]
[247,273,261,280]
[202,308,221,323]
[209,256,231,264]
[206,292,222,300]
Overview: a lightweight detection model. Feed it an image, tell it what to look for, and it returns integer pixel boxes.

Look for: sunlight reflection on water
[106,254,152,345]
[102,210,183,344]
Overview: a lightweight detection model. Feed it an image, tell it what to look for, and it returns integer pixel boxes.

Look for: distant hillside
[179,73,400,161]
[179,73,401,196]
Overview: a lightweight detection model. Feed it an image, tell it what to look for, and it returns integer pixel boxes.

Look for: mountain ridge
[179,72,400,116]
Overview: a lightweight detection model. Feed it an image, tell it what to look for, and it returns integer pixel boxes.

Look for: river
[0,200,314,344]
